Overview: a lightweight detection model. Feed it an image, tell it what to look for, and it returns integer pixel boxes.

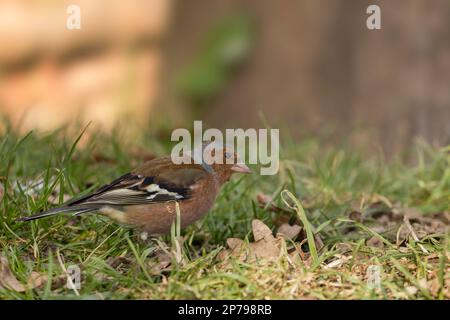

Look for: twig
[403,215,429,254]
[56,249,80,296]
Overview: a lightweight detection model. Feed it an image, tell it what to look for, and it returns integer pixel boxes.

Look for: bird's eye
[224,152,232,159]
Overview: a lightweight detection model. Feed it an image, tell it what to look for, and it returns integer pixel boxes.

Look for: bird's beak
[231,163,252,174]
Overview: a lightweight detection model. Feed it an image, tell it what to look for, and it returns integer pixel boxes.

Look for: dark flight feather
[16,166,210,222]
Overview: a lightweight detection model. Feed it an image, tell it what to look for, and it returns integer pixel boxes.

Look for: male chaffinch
[17,143,251,235]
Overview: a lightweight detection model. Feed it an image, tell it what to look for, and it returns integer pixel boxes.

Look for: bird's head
[199,142,251,183]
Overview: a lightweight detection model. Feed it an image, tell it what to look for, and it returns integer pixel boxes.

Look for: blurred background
[0,0,449,154]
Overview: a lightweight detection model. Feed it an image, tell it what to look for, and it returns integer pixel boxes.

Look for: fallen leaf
[0,254,25,292]
[314,234,325,251]
[252,219,274,242]
[251,220,280,260]
[366,236,384,248]
[0,256,49,292]
[218,238,245,261]
[227,238,245,250]
[216,249,230,261]
[393,208,449,244]
[49,275,67,290]
[277,223,302,240]
[26,272,47,290]
[223,220,282,262]
[353,203,450,245]
[348,210,362,222]
[149,250,172,274]
[250,239,280,261]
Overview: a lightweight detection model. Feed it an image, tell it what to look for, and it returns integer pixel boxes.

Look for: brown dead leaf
[149,249,172,274]
[366,236,384,248]
[0,254,48,292]
[26,272,47,290]
[395,208,449,243]
[0,254,25,292]
[277,223,302,240]
[220,217,326,265]
[216,250,229,261]
[250,240,280,261]
[397,208,449,230]
[217,238,245,260]
[252,219,274,242]
[218,238,245,261]
[251,220,281,259]
[348,210,362,222]
[222,220,282,262]
[314,234,325,251]
[227,238,245,250]
[356,204,449,245]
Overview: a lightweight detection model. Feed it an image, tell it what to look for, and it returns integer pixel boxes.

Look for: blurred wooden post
[162,0,450,151]
[0,0,173,138]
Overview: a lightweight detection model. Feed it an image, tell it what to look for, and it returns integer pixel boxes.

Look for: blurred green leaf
[177,14,255,106]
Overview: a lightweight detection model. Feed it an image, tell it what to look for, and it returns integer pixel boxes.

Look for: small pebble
[140,231,149,241]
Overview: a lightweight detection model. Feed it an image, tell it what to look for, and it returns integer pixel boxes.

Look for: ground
[0,127,448,299]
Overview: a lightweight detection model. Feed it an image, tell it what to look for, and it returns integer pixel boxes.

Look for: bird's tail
[16,205,97,222]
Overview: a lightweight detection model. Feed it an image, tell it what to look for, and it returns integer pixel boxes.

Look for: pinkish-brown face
[204,145,251,182]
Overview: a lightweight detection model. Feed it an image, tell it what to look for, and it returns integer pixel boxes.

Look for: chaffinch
[17,143,251,235]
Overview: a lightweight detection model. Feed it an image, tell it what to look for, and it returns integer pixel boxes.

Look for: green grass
[0,126,448,299]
